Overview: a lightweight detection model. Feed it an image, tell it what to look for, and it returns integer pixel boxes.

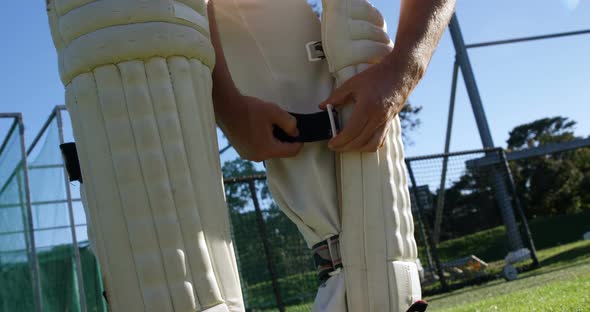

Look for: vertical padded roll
[67,90,130,311]
[144,57,224,308]
[68,73,154,311]
[321,0,420,311]
[47,0,244,311]
[167,56,244,311]
[188,59,244,310]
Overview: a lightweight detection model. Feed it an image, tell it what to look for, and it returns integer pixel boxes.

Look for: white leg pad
[47,1,244,311]
[390,261,422,311]
[202,303,230,312]
[321,0,421,311]
[311,262,421,312]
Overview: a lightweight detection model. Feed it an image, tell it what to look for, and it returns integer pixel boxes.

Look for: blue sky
[1,0,589,162]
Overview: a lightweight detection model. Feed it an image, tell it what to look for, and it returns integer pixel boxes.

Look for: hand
[218,94,303,162]
[319,60,414,153]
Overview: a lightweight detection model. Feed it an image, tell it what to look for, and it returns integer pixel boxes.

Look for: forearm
[207,1,242,131]
[384,0,456,89]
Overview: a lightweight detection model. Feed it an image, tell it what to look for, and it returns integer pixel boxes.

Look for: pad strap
[59,110,339,184]
[312,235,343,283]
[407,300,428,312]
[60,142,83,183]
[273,111,339,143]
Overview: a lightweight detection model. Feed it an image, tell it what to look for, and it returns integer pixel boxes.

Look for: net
[0,116,39,311]
[0,112,106,312]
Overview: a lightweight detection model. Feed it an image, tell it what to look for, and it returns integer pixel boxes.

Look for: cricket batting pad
[321,0,422,311]
[46,1,244,311]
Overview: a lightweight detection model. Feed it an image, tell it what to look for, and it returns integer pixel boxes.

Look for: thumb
[269,104,299,137]
[319,81,354,110]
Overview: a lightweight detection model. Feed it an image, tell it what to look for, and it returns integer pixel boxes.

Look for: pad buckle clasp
[306,41,326,62]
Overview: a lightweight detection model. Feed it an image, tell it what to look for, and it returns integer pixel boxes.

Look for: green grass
[426,240,590,311]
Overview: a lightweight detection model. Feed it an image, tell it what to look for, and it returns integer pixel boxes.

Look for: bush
[424,210,590,263]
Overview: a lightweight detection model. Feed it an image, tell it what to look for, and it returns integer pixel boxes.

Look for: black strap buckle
[273,110,339,143]
[306,41,326,62]
[59,142,83,183]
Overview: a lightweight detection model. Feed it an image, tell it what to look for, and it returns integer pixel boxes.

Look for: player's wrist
[384,46,427,79]
[214,91,247,134]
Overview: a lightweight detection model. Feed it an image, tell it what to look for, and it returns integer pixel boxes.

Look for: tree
[428,116,589,243]
[429,165,502,241]
[221,158,266,212]
[399,103,422,144]
[507,116,590,216]
[507,116,577,150]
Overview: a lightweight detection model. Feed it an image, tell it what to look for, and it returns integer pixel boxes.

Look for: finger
[329,104,368,149]
[358,132,382,153]
[378,122,391,148]
[269,104,299,137]
[267,141,304,159]
[359,122,391,153]
[319,80,355,110]
[335,121,386,152]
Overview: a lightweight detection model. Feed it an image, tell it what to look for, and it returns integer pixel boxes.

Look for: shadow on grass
[540,243,590,267]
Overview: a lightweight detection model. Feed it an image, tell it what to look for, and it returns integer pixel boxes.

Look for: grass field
[427,240,590,311]
[260,239,590,311]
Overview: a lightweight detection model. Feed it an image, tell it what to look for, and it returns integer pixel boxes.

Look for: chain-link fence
[227,145,589,310]
[223,176,317,312]
[3,105,588,311]
[224,148,545,311]
[406,148,540,294]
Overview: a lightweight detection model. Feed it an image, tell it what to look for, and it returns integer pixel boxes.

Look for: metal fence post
[410,178,434,271]
[16,115,44,312]
[433,60,460,244]
[248,180,285,312]
[406,161,448,291]
[56,107,88,311]
[449,14,524,252]
[499,150,540,267]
